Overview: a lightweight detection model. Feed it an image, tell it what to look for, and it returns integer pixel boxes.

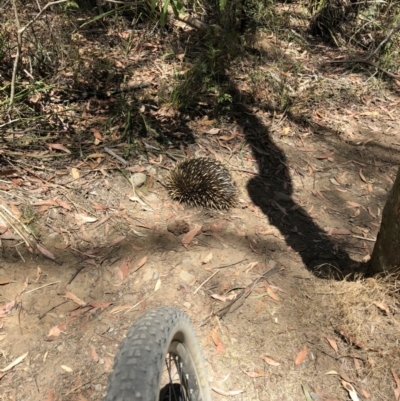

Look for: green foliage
[61,1,79,11]
[169,30,237,112]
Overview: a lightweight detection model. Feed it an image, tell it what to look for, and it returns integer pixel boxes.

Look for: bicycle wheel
[104,307,212,401]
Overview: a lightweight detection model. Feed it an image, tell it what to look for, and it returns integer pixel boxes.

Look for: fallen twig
[212,258,248,270]
[194,269,220,294]
[200,266,280,326]
[104,147,128,165]
[323,59,399,80]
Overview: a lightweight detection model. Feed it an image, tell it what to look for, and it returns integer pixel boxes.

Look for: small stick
[38,300,68,320]
[124,293,155,314]
[23,281,60,294]
[194,270,220,294]
[64,373,106,396]
[0,207,33,248]
[352,235,376,242]
[104,147,128,165]
[212,258,248,270]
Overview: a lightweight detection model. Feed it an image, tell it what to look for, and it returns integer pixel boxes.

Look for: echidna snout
[165,157,237,209]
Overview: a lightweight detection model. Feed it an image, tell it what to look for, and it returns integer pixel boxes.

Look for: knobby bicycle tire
[104,307,212,401]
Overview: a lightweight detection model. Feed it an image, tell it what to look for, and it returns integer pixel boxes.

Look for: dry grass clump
[331,275,399,350]
[318,274,400,395]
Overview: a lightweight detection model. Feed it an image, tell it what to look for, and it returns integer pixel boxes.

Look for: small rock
[57,344,64,353]
[179,270,195,284]
[131,173,146,187]
[94,384,102,392]
[146,166,157,176]
[56,282,68,295]
[167,219,190,236]
[183,302,191,309]
[153,272,159,280]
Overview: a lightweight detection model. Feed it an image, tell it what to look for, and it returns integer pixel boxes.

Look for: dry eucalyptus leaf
[202,252,213,264]
[295,345,308,366]
[260,355,280,366]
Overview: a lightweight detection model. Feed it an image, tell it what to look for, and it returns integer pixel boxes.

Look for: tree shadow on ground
[166,24,365,279]
[230,96,361,279]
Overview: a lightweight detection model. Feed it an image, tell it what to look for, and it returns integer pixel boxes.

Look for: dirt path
[1,95,400,400]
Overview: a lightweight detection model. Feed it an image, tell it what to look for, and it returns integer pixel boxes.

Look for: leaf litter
[0,6,399,401]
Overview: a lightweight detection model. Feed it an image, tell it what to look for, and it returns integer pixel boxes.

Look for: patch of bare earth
[1,23,400,401]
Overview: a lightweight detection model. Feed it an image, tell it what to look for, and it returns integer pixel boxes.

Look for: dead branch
[366,21,400,61]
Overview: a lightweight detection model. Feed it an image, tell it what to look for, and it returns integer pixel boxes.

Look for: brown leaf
[211,387,243,396]
[266,285,280,301]
[10,204,22,219]
[91,128,104,141]
[131,256,147,273]
[37,244,56,260]
[245,261,259,273]
[361,389,371,398]
[118,258,131,280]
[75,213,97,225]
[393,370,400,400]
[316,152,334,159]
[90,346,99,362]
[346,201,362,208]
[92,203,108,211]
[260,355,280,366]
[243,369,265,378]
[341,380,359,401]
[325,337,338,353]
[65,291,86,306]
[32,199,58,207]
[109,236,126,246]
[359,169,367,183]
[206,128,220,135]
[47,326,61,339]
[48,143,71,153]
[353,358,361,374]
[54,242,69,250]
[55,199,72,211]
[255,299,265,313]
[182,226,202,248]
[211,328,225,354]
[89,301,112,310]
[44,390,55,401]
[211,293,237,302]
[0,300,16,317]
[295,345,308,365]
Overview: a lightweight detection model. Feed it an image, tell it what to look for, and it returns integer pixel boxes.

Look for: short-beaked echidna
[165,157,237,209]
